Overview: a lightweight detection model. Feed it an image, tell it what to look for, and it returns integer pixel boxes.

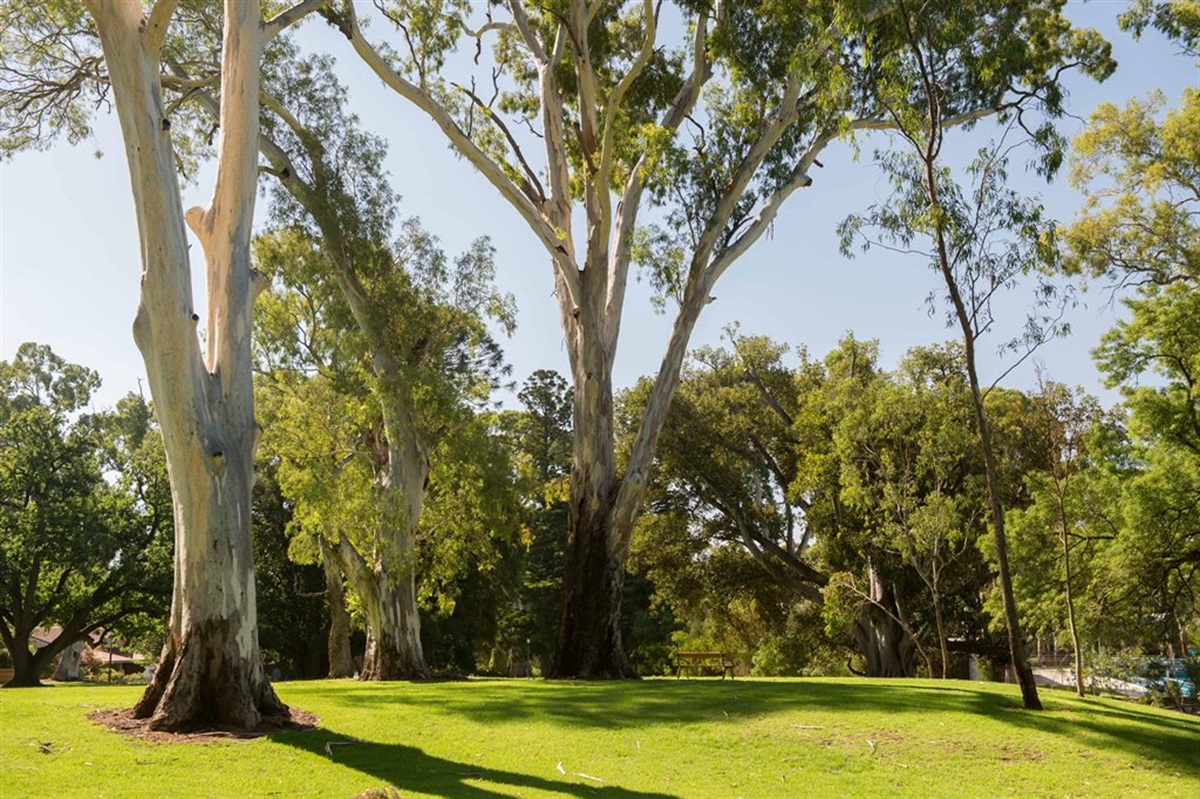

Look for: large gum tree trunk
[337,535,428,680]
[549,284,635,679]
[86,0,284,730]
[550,272,710,679]
[851,571,917,678]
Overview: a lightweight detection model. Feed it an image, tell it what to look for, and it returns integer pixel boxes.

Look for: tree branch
[145,0,182,56]
[264,0,331,41]
[331,0,582,310]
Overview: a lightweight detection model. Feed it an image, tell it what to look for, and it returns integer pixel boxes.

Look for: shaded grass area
[2,678,1197,797]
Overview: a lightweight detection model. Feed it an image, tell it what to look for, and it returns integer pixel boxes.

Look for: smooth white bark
[84,0,281,729]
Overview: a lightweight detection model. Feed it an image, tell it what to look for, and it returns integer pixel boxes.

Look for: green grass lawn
[2,677,1197,798]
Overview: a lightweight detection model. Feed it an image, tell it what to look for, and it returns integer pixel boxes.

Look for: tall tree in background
[319,0,1111,677]
[634,336,1011,678]
[1060,5,1198,654]
[1092,286,1200,650]
[0,0,327,728]
[493,370,574,670]
[254,219,517,679]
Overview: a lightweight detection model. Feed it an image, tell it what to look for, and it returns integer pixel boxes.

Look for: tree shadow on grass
[269,726,679,799]
[286,679,1200,782]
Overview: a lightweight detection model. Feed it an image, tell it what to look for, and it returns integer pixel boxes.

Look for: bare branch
[145,0,182,55]
[449,80,546,204]
[708,129,838,285]
[264,0,331,41]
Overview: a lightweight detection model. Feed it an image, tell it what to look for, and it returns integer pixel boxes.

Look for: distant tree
[1000,380,1120,696]
[834,0,1114,706]
[837,345,994,679]
[1119,0,1199,60]
[1092,285,1200,650]
[492,370,573,671]
[251,462,329,680]
[1063,88,1199,289]
[1056,9,1198,655]
[255,222,519,679]
[0,344,171,687]
[632,335,1010,678]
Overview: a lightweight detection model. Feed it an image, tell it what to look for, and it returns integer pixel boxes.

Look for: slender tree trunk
[1060,522,1085,697]
[52,640,86,682]
[318,537,354,679]
[932,597,950,679]
[965,359,1042,709]
[86,0,285,730]
[916,105,1042,708]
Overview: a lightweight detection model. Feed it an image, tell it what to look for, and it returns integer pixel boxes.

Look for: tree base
[134,620,288,732]
[92,705,317,741]
[359,632,431,681]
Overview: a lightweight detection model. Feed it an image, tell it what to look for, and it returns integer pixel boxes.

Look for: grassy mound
[2,677,1196,797]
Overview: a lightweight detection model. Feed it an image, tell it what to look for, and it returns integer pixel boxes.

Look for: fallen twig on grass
[324,741,355,756]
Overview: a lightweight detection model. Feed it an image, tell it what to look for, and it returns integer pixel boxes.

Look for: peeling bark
[84,0,285,730]
[337,536,427,680]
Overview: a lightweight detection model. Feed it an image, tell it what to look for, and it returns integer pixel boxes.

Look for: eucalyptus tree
[1063,87,1199,290]
[315,0,1109,678]
[0,345,172,688]
[254,217,518,679]
[835,344,997,680]
[1,0,329,728]
[634,335,829,607]
[634,335,1001,677]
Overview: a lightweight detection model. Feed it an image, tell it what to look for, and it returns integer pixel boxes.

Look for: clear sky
[1,2,1197,413]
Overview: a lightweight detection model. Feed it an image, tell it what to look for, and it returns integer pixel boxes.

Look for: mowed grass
[2,677,1197,798]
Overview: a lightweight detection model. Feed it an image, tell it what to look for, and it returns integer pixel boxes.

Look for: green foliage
[487,371,573,671]
[1120,0,1200,60]
[0,1,101,155]
[1065,88,1200,288]
[251,463,330,680]
[0,344,171,671]
[1088,283,1200,643]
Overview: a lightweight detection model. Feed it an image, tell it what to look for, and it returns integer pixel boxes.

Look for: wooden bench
[674,651,734,679]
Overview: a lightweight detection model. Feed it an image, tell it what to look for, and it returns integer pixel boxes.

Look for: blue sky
[1,2,1197,412]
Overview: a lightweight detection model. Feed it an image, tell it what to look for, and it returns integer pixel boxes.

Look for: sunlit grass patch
[1,677,1196,798]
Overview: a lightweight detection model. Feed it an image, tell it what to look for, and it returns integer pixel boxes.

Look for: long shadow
[285,679,1200,780]
[270,725,679,799]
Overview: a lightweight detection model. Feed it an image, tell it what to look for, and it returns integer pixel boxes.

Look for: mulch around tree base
[89,706,320,743]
